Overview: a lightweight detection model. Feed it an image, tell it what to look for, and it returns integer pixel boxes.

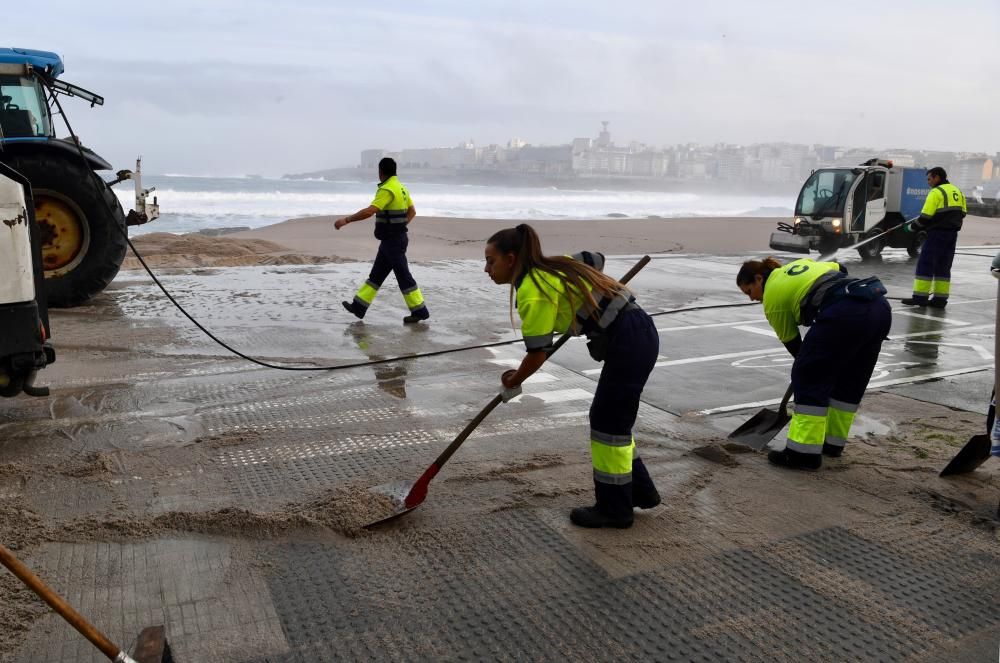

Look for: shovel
[0,542,171,663]
[364,255,652,528]
[727,383,794,450]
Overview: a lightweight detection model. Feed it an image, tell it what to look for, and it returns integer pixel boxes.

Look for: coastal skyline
[7,1,999,176]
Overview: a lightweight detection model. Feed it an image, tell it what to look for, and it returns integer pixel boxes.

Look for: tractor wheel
[907,230,927,259]
[3,152,127,307]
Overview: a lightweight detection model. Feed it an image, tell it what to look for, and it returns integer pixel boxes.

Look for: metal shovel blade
[939,434,992,477]
[362,479,419,529]
[727,407,791,450]
[727,384,793,450]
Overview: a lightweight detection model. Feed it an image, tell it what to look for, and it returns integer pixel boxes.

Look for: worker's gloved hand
[501,384,522,403]
[783,336,802,358]
[586,333,610,362]
[904,219,924,233]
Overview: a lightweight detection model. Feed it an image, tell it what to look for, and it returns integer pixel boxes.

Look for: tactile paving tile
[221,432,435,501]
[791,526,1000,637]
[256,519,949,662]
[12,538,285,663]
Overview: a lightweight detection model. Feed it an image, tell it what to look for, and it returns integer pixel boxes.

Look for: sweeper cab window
[0,75,52,138]
[796,169,859,220]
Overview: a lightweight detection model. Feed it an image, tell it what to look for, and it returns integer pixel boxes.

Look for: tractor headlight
[831,218,842,234]
[793,216,805,225]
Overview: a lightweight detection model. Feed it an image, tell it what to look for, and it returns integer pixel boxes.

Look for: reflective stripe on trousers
[787,405,827,454]
[787,296,891,455]
[913,230,957,299]
[591,430,635,485]
[401,285,426,312]
[824,398,858,448]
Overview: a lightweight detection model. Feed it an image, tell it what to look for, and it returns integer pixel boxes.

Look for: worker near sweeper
[901,167,966,308]
[736,257,891,470]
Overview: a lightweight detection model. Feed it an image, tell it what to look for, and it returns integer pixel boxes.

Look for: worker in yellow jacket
[485,224,660,528]
[737,257,891,470]
[336,157,429,324]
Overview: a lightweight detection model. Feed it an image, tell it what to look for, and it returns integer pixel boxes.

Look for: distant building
[360,149,385,169]
[949,157,994,190]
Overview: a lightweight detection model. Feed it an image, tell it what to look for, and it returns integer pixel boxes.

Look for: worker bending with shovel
[484,224,660,528]
[736,257,891,470]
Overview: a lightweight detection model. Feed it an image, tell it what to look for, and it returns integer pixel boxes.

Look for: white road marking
[893,310,969,325]
[904,341,993,361]
[523,373,559,384]
[526,388,593,404]
[582,347,784,375]
[655,319,765,333]
[733,325,777,337]
[697,364,993,415]
[945,298,998,305]
[888,323,993,340]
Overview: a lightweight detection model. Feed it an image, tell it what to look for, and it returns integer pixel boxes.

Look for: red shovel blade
[363,465,440,529]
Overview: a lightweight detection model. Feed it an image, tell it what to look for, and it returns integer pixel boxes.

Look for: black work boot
[822,442,844,457]
[927,298,947,309]
[633,489,661,510]
[570,505,633,529]
[403,307,430,324]
[631,457,660,508]
[342,300,365,320]
[900,297,928,307]
[767,448,822,471]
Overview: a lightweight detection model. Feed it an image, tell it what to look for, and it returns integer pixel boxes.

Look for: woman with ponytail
[736,256,891,470]
[484,224,660,529]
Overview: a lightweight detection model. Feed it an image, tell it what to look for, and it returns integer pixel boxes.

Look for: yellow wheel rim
[35,193,87,276]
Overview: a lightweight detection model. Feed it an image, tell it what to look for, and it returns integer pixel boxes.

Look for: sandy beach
[124,214,998,269]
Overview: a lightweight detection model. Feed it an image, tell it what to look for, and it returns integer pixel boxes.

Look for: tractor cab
[0,47,158,308]
[0,75,52,138]
[0,49,103,142]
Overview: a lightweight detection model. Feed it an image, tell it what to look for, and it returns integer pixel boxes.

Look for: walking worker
[901,167,967,308]
[336,157,430,323]
[736,257,891,470]
[484,224,660,528]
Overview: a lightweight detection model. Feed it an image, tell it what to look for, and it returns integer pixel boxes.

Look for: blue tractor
[0,47,157,307]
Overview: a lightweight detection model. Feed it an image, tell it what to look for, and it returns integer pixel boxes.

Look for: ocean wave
[120,178,793,234]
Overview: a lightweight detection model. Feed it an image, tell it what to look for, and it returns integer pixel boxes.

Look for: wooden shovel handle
[0,543,123,660]
[778,383,794,415]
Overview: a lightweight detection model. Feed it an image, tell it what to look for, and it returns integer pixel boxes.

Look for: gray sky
[9,0,1000,176]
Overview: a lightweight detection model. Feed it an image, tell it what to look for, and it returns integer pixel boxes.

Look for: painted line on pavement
[655,319,765,333]
[893,310,970,325]
[733,325,777,337]
[697,364,993,415]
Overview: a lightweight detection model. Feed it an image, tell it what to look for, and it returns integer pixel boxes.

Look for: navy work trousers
[915,230,957,282]
[369,234,417,291]
[792,296,892,410]
[589,308,660,518]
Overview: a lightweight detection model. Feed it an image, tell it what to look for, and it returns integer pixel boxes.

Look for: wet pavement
[1,247,998,662]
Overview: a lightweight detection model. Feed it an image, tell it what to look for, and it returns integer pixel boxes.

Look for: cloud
[8,0,998,174]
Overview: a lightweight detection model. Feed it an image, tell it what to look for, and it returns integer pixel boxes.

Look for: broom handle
[0,543,133,662]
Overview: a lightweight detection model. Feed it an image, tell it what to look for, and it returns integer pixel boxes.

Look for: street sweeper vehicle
[0,162,55,397]
[770,159,928,261]
[0,47,158,308]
